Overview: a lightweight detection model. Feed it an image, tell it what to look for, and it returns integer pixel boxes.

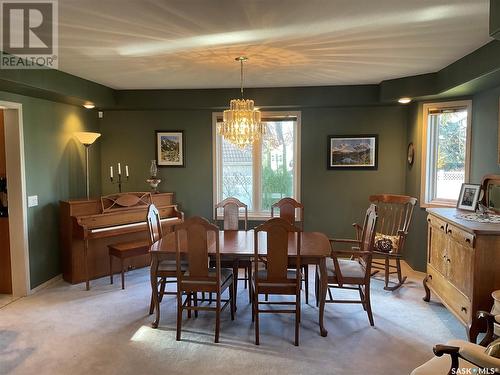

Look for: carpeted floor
[0,266,465,375]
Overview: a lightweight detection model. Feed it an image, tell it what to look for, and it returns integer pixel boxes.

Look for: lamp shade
[75,132,101,146]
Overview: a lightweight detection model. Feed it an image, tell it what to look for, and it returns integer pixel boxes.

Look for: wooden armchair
[320,204,378,326]
[175,216,235,343]
[252,218,302,346]
[271,197,309,304]
[214,197,251,302]
[354,194,416,291]
[411,311,500,375]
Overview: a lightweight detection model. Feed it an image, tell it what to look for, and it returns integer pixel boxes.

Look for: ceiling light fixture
[398,97,412,104]
[217,56,264,149]
[83,102,95,109]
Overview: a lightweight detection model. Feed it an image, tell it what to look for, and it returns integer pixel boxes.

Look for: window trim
[212,111,301,220]
[420,100,472,208]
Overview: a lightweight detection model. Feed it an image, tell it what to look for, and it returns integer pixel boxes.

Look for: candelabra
[110,163,129,193]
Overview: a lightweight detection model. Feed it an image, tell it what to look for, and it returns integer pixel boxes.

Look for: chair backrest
[254,217,301,284]
[214,197,248,231]
[175,216,220,282]
[146,204,162,245]
[270,197,304,230]
[369,194,417,252]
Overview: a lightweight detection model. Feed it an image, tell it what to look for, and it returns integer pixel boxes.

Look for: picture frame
[156,130,185,167]
[457,183,481,211]
[327,134,378,170]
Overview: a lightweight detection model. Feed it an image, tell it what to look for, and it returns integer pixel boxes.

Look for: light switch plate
[28,195,38,207]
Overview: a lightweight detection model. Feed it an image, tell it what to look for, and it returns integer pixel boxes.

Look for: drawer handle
[428,274,432,280]
[440,225,445,230]
[447,229,452,234]
[427,218,431,222]
[465,238,471,244]
[446,258,451,263]
[461,306,467,314]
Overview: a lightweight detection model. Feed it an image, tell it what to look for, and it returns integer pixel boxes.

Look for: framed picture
[156,131,185,167]
[327,134,378,170]
[457,183,481,211]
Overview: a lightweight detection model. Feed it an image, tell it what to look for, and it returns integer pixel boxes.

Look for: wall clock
[407,142,415,166]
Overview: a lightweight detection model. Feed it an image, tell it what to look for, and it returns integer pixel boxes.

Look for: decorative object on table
[109,162,129,193]
[146,159,161,193]
[156,131,184,167]
[457,183,481,211]
[327,134,378,170]
[217,56,265,149]
[481,174,500,214]
[74,132,101,199]
[407,142,415,166]
[455,211,500,223]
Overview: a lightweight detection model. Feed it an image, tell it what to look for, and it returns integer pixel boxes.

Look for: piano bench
[108,240,150,290]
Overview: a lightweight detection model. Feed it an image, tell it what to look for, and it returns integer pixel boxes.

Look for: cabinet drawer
[446,224,475,248]
[427,266,471,324]
[427,214,447,232]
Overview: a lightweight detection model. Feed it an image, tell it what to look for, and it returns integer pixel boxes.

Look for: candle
[125,165,129,177]
[110,166,113,179]
[118,163,121,175]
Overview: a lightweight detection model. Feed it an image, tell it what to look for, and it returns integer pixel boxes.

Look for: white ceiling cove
[57,0,491,89]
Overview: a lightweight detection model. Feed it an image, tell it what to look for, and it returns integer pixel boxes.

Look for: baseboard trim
[29,274,62,294]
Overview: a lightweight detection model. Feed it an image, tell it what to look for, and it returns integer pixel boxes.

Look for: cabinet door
[427,218,448,276]
[446,225,473,298]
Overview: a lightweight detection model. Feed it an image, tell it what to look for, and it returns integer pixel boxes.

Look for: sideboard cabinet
[423,208,500,339]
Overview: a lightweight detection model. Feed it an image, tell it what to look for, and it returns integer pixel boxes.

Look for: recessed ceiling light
[83,102,95,109]
[398,97,412,104]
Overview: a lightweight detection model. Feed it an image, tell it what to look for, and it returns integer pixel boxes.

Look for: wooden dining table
[149,229,331,337]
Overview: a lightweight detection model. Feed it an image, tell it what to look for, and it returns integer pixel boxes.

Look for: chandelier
[218,56,264,148]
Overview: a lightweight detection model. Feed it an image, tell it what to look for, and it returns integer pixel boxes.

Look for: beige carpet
[0,266,465,375]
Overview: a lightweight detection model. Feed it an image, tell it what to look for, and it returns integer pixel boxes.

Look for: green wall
[0,90,100,288]
[100,104,407,239]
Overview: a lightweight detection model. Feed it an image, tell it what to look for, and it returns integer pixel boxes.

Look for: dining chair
[175,216,235,343]
[320,204,378,326]
[214,197,251,302]
[271,197,309,304]
[147,204,186,317]
[252,217,302,346]
[358,194,416,291]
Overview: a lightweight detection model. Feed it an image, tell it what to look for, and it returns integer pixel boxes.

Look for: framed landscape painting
[327,134,378,170]
[156,131,185,167]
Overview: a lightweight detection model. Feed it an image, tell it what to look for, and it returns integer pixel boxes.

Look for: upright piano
[60,192,183,288]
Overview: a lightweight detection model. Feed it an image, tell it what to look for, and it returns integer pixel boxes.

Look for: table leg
[150,255,160,328]
[318,258,328,337]
[232,261,238,312]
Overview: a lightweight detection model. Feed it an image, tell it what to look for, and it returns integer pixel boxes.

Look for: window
[213,111,301,218]
[421,100,472,206]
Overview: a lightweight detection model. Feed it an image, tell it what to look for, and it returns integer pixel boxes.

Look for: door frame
[0,100,30,297]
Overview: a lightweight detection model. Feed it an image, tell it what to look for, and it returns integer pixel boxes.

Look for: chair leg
[187,293,192,319]
[158,278,166,302]
[315,266,319,307]
[176,290,182,341]
[230,279,235,321]
[149,291,154,315]
[194,292,198,318]
[120,258,125,290]
[254,290,259,345]
[365,284,374,326]
[358,285,366,311]
[247,265,252,302]
[384,257,389,289]
[244,267,248,289]
[215,293,221,343]
[109,255,113,285]
[251,284,255,322]
[295,290,300,346]
[304,265,309,305]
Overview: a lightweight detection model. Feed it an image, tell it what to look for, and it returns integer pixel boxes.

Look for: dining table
[149,229,331,337]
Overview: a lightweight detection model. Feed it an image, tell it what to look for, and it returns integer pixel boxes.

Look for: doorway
[0,101,30,301]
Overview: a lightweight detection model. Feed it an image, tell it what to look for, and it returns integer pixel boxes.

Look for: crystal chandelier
[218,56,264,148]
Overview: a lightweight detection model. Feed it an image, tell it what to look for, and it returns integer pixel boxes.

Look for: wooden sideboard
[423,208,500,339]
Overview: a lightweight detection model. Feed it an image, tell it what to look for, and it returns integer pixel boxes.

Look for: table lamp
[75,132,101,199]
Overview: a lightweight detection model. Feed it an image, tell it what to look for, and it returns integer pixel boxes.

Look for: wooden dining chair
[214,197,251,302]
[321,204,378,326]
[271,197,309,304]
[359,194,417,291]
[252,218,302,346]
[147,204,186,318]
[175,216,235,343]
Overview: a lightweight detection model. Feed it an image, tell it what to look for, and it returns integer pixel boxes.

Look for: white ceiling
[57,0,491,90]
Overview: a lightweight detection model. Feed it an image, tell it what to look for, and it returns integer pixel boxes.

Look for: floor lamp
[74,132,101,199]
